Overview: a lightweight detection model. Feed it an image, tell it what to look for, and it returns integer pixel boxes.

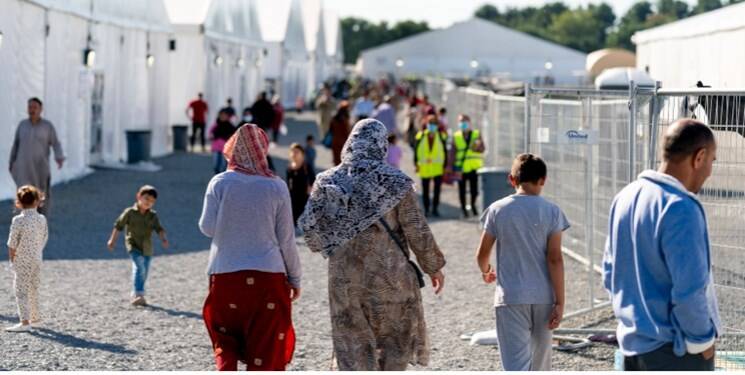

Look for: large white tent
[0,0,172,199]
[165,0,265,127]
[633,3,745,88]
[258,0,343,108]
[357,18,587,84]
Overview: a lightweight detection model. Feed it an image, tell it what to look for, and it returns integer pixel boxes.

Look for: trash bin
[478,167,512,211]
[126,130,152,164]
[172,125,189,152]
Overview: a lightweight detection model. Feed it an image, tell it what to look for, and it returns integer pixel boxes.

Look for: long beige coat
[326,190,446,370]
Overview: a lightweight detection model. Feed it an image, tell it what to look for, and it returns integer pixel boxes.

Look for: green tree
[549,9,605,52]
[607,1,654,50]
[474,4,499,20]
[690,0,723,14]
[340,18,430,64]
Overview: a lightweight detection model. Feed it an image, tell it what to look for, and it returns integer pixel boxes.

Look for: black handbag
[379,218,426,289]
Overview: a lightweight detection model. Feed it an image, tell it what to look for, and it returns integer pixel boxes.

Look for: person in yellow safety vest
[451,114,485,218]
[415,114,448,217]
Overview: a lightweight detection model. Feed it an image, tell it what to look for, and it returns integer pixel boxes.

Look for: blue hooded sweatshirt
[603,170,720,357]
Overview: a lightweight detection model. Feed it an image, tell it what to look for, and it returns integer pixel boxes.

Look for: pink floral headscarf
[223,124,275,178]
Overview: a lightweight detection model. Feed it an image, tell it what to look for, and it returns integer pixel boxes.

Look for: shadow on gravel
[29,328,137,355]
[144,304,202,320]
[0,313,15,322]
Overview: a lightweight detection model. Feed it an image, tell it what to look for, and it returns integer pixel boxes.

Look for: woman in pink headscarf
[199,124,302,371]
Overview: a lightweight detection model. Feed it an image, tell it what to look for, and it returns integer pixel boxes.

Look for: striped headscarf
[223,124,275,178]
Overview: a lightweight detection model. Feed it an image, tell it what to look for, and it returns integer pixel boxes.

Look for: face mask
[243,115,252,123]
[459,122,469,130]
[428,124,438,132]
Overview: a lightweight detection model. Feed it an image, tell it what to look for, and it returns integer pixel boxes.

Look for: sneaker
[131,296,147,306]
[472,207,479,217]
[5,323,32,332]
[461,209,470,219]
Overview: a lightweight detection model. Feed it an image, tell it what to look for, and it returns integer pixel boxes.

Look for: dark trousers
[421,176,442,214]
[624,344,714,371]
[458,171,479,213]
[191,121,206,150]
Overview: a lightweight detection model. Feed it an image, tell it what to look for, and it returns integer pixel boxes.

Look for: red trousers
[203,270,296,371]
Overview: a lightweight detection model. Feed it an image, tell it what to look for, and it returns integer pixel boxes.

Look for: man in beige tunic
[9,98,65,216]
[315,86,334,138]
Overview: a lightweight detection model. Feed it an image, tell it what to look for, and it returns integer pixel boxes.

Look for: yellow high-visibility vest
[454,129,484,173]
[416,130,446,178]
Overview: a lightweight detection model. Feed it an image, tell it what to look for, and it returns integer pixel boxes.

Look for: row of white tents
[0,0,344,199]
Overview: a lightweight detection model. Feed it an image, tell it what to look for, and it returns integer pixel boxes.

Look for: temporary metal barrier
[425,79,745,370]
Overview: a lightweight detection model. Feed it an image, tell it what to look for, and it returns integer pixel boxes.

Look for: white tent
[0,0,172,199]
[633,2,745,88]
[357,18,587,84]
[260,0,345,108]
[165,0,265,127]
[324,12,345,80]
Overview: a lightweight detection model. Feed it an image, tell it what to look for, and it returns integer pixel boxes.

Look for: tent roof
[257,0,338,56]
[586,48,636,77]
[361,18,585,61]
[164,0,262,43]
[633,2,745,44]
[27,0,172,32]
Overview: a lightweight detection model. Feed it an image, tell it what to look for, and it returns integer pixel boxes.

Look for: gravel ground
[0,112,617,370]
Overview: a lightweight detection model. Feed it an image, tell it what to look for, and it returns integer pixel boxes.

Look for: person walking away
[452,114,485,217]
[5,186,48,332]
[250,92,276,134]
[9,98,65,217]
[186,93,209,152]
[209,110,237,174]
[329,101,352,166]
[305,135,317,172]
[271,94,285,143]
[406,96,419,149]
[299,119,445,370]
[107,185,169,306]
[352,91,375,122]
[438,107,448,129]
[475,154,568,370]
[415,115,448,217]
[604,118,720,371]
[286,143,315,228]
[373,95,398,135]
[315,86,334,138]
[199,124,301,371]
[386,133,403,169]
[221,98,237,123]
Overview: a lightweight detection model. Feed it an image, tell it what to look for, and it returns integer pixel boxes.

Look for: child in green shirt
[107,185,168,306]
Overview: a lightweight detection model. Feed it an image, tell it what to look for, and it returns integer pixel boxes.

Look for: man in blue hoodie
[604,118,721,371]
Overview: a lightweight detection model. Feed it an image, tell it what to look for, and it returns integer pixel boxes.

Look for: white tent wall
[636,31,745,88]
[168,30,207,127]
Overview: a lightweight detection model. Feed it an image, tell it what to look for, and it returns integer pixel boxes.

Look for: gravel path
[0,113,617,370]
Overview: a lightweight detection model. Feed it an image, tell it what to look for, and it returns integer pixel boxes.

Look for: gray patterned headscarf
[299,119,414,257]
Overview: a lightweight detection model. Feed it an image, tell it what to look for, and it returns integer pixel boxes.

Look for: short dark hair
[28,97,43,107]
[662,118,715,163]
[387,133,397,143]
[510,153,547,184]
[290,143,305,154]
[138,185,158,199]
[16,185,43,208]
[306,134,314,142]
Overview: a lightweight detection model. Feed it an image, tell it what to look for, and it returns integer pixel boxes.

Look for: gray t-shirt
[481,194,570,306]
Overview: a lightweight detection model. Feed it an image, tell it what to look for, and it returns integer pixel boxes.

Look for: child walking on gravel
[475,154,569,371]
[107,185,169,306]
[6,185,48,332]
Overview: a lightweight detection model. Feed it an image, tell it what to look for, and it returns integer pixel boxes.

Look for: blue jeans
[213,152,227,174]
[129,251,152,297]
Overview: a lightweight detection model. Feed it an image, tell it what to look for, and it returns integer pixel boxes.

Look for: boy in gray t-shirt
[476,153,569,371]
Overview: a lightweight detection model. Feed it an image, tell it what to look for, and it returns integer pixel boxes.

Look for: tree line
[341,0,744,64]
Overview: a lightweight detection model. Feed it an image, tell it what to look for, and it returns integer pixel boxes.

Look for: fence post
[524,83,532,152]
[628,81,637,181]
[584,96,596,312]
[647,81,662,170]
